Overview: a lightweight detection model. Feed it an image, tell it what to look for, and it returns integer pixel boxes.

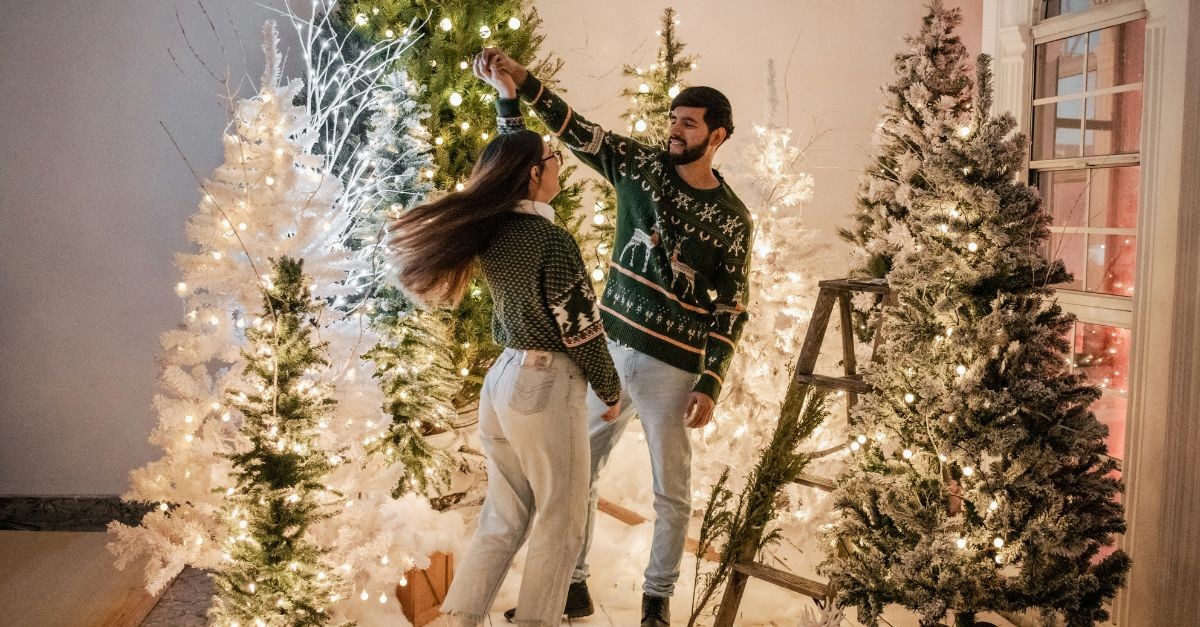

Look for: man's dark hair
[670,86,735,140]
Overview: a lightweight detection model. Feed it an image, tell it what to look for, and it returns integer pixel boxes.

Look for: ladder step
[793,472,837,491]
[817,277,890,294]
[731,561,830,599]
[794,373,872,394]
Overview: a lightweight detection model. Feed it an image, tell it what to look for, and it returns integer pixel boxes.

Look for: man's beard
[666,136,708,166]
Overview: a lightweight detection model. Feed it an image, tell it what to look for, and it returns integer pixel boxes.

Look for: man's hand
[602,398,622,423]
[684,392,715,429]
[472,53,516,98]
[478,47,529,89]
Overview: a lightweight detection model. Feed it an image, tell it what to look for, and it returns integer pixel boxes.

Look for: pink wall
[946,0,985,58]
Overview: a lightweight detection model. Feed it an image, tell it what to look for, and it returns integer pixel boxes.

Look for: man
[478,48,752,627]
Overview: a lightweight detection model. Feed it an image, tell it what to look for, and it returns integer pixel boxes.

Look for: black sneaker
[503,580,595,623]
[640,593,669,627]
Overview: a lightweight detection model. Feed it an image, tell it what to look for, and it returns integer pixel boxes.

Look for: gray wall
[0,1,981,496]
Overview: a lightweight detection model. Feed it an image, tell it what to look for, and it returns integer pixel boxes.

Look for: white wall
[0,0,980,496]
[534,0,981,239]
[0,0,294,495]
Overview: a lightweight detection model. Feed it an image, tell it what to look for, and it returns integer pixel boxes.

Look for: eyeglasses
[541,150,563,166]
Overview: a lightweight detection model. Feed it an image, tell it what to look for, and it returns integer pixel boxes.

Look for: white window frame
[1027,2,1146,331]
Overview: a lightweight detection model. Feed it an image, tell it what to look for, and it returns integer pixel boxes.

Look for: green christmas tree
[337,0,592,408]
[210,257,348,627]
[363,307,458,498]
[838,0,974,340]
[823,59,1129,627]
[587,6,698,270]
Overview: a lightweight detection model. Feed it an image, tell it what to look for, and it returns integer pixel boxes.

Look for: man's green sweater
[496,76,753,401]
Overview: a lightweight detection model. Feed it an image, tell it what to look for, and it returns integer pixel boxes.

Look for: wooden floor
[0,531,160,627]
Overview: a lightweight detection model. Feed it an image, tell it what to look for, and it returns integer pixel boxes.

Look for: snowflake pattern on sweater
[497,76,753,400]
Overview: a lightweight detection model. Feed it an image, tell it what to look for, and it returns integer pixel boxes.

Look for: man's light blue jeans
[442,348,590,627]
[573,339,699,598]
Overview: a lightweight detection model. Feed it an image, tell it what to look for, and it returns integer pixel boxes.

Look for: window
[1032,19,1144,161]
[1031,6,1145,468]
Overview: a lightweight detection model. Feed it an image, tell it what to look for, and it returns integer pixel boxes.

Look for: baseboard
[0,496,151,531]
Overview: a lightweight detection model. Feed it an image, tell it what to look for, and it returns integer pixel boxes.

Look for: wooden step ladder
[713,278,893,626]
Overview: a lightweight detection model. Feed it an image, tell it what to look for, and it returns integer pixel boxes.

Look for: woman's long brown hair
[387,129,545,306]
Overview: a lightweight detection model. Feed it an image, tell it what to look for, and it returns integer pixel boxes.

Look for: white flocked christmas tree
[823,57,1130,627]
[109,11,464,625]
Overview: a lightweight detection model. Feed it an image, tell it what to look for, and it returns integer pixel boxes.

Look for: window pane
[1038,169,1088,227]
[1048,232,1086,290]
[1033,99,1085,160]
[1084,91,1142,156]
[1086,233,1137,295]
[1035,34,1088,99]
[1071,322,1130,460]
[1044,0,1103,19]
[1087,20,1145,90]
[1089,166,1140,229]
[1092,394,1129,460]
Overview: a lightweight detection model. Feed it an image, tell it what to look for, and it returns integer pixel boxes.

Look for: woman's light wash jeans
[442,348,590,627]
[573,339,700,598]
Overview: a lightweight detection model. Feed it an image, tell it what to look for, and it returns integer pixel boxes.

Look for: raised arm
[477,48,649,185]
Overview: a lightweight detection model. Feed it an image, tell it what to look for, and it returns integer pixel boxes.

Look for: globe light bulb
[634,119,648,132]
[904,393,915,403]
[668,84,681,98]
[967,241,979,252]
[956,537,967,549]
[479,25,492,38]
[958,126,972,138]
[902,448,913,459]
[508,16,521,29]
[439,18,452,31]
[449,92,463,107]
[956,365,967,376]
[591,267,605,282]
[385,29,395,38]
[354,13,368,25]
[638,83,650,93]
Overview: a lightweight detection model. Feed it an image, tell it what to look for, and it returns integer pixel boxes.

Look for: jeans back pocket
[508,365,557,415]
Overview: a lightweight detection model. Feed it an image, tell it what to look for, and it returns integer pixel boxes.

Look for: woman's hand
[473,52,517,99]
[602,398,622,423]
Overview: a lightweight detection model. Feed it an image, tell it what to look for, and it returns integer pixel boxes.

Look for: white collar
[514,199,555,221]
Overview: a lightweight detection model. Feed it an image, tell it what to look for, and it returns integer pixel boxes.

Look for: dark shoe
[640,593,670,627]
[503,580,594,623]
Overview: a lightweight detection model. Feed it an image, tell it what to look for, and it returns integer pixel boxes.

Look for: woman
[387,68,621,626]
